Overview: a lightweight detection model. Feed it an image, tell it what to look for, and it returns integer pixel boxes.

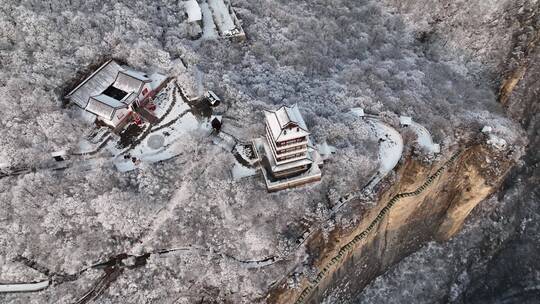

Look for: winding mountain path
[293,149,464,304]
[6,110,415,304]
[0,280,49,293]
[408,120,440,154]
[363,114,404,191]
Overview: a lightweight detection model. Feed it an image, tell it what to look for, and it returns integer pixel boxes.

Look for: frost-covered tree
[0,0,525,303]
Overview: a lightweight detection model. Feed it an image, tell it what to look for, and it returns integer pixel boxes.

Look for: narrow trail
[73,267,123,304]
[293,149,464,304]
[5,110,436,303]
[151,109,191,132]
[0,83,179,179]
[225,113,404,267]
[166,113,405,270]
[0,281,49,293]
[71,134,112,156]
[408,120,439,154]
[363,115,404,191]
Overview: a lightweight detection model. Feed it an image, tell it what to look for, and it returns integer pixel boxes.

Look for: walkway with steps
[293,150,464,304]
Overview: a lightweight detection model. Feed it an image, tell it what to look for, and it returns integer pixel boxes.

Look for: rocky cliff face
[268,140,521,304]
[353,46,539,304]
[342,1,540,303]
[0,1,534,303]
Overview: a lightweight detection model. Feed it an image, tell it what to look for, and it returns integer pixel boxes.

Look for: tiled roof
[113,70,147,94]
[67,60,122,108]
[85,97,116,120]
[265,104,310,142]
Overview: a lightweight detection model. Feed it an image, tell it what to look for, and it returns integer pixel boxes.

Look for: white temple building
[66,60,167,132]
[253,105,322,191]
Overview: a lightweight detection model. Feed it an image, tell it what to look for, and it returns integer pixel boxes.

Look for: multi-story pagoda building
[254,104,322,191]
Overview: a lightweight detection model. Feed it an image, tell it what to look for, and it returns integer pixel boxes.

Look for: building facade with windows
[252,104,322,191]
[263,105,313,179]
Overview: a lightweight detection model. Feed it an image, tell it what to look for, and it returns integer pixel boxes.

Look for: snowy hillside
[0,0,527,303]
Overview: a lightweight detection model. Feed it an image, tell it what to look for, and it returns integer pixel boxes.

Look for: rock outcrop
[268,140,520,303]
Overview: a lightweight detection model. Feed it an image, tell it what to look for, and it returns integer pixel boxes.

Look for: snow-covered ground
[408,120,440,154]
[481,125,508,150]
[0,0,525,302]
[231,162,256,180]
[151,83,175,118]
[221,117,254,142]
[67,80,211,172]
[316,142,337,160]
[350,109,404,191]
[151,92,191,129]
[113,87,206,172]
[213,131,237,152]
[235,143,258,165]
[369,118,403,185]
[76,139,96,154]
[364,115,404,190]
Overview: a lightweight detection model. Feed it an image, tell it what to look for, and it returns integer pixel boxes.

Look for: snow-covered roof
[85,97,116,120]
[350,107,365,117]
[205,90,221,105]
[68,60,167,125]
[92,94,125,108]
[265,104,310,142]
[0,280,50,292]
[400,116,413,126]
[148,73,167,91]
[258,138,313,173]
[66,60,158,110]
[185,0,202,22]
[272,157,313,173]
[123,92,138,105]
[51,150,68,157]
[121,69,150,81]
[208,0,236,32]
[67,60,122,108]
[112,74,143,95]
[211,115,223,123]
[67,60,151,108]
